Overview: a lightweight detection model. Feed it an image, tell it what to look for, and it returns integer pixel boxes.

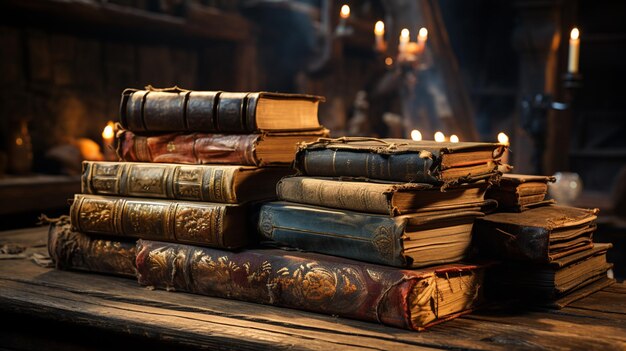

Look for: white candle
[417,27,428,52]
[102,121,116,161]
[497,132,510,168]
[449,134,459,143]
[399,28,410,54]
[568,28,580,73]
[410,129,422,141]
[434,131,445,142]
[374,21,385,52]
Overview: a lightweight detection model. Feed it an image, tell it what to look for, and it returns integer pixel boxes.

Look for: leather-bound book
[258,201,488,267]
[120,88,324,133]
[82,161,292,203]
[472,205,598,263]
[70,194,255,249]
[277,176,489,216]
[48,217,137,278]
[117,129,329,167]
[486,174,556,211]
[136,239,487,331]
[294,137,504,184]
[487,243,615,308]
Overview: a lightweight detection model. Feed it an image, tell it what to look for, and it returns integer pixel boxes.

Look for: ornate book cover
[136,239,486,331]
[258,201,485,268]
[48,217,137,278]
[294,137,504,185]
[70,194,255,249]
[277,176,489,215]
[120,88,323,133]
[82,161,291,203]
[472,205,598,263]
[117,129,329,166]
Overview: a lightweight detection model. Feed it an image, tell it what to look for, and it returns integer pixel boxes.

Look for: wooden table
[1,226,625,350]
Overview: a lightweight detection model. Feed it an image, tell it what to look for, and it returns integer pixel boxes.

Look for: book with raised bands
[82,161,292,203]
[295,137,504,184]
[259,201,488,267]
[48,217,137,278]
[486,174,556,211]
[277,176,489,215]
[472,205,598,263]
[120,88,324,133]
[117,129,329,167]
[70,194,255,249]
[136,239,486,331]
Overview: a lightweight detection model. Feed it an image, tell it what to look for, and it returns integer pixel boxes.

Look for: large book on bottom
[136,239,487,331]
[258,201,485,267]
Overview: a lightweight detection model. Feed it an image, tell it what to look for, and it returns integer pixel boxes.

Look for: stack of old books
[474,174,615,308]
[254,137,506,329]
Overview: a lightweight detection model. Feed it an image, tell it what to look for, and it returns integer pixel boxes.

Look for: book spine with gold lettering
[70,194,253,249]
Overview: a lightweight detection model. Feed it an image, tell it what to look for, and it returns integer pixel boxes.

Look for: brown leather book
[472,205,598,263]
[70,194,255,249]
[295,137,504,185]
[485,174,556,211]
[120,88,324,133]
[82,161,292,203]
[117,129,329,167]
[48,217,137,278]
[136,239,487,331]
[277,176,489,215]
[488,243,615,307]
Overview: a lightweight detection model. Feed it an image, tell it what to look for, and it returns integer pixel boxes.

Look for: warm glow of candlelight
[340,5,350,19]
[497,132,509,145]
[434,131,445,142]
[450,134,459,143]
[385,57,393,66]
[400,28,410,43]
[418,27,428,41]
[374,21,384,36]
[102,122,115,140]
[411,129,422,141]
[568,27,580,73]
[570,28,579,40]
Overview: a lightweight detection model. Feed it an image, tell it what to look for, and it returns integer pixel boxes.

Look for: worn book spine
[48,218,137,278]
[276,177,395,215]
[136,239,484,331]
[295,148,441,183]
[83,161,242,203]
[472,218,551,262]
[120,89,262,133]
[117,130,261,166]
[70,194,253,249]
[258,202,409,267]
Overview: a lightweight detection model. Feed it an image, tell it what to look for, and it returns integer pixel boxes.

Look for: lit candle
[374,21,386,52]
[410,129,422,141]
[497,132,510,169]
[434,131,445,142]
[568,28,580,74]
[340,4,350,19]
[385,57,393,66]
[449,134,459,143]
[417,27,428,52]
[102,121,116,161]
[399,28,410,55]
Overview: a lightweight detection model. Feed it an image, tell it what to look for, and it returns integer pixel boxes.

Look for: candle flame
[418,27,428,40]
[434,131,445,142]
[570,28,579,40]
[400,28,410,40]
[340,5,350,19]
[374,21,385,35]
[410,129,422,141]
[450,134,459,143]
[102,121,115,140]
[497,132,509,145]
[385,57,393,66]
